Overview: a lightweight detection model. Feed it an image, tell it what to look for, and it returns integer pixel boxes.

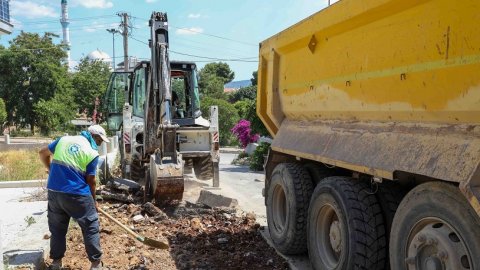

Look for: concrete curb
[219,148,243,154]
[0,180,47,189]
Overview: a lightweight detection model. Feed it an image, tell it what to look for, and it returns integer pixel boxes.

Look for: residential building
[0,0,12,35]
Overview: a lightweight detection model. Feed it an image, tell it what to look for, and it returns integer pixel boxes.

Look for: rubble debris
[100,190,134,203]
[132,215,145,223]
[59,201,289,269]
[57,182,288,269]
[197,189,239,208]
[108,178,142,193]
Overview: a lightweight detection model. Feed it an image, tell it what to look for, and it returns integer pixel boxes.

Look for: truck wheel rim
[272,184,287,233]
[406,218,472,270]
[314,203,342,268]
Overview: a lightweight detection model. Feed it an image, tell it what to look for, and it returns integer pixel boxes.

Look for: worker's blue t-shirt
[47,136,99,195]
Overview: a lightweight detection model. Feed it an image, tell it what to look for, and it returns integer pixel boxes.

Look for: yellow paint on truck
[258,0,480,136]
[258,0,480,214]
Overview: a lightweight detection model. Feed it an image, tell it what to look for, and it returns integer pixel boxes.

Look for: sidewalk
[0,187,49,269]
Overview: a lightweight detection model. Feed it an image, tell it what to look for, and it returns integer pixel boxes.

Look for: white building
[0,0,13,35]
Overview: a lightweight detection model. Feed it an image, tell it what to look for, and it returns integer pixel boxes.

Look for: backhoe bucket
[149,154,184,203]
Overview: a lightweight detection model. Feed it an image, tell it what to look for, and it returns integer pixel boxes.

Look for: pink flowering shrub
[231,119,260,148]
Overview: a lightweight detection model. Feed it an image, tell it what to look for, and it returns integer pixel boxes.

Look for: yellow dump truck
[257,0,480,269]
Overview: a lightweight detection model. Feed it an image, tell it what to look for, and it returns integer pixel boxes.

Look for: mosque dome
[86,50,112,64]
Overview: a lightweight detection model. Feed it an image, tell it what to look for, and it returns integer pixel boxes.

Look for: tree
[200,97,239,146]
[245,94,269,136]
[229,85,256,103]
[251,71,258,86]
[199,62,235,85]
[0,32,70,134]
[72,58,111,118]
[34,94,76,135]
[234,99,253,119]
[198,62,235,100]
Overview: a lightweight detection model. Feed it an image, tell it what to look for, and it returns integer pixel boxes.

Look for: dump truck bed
[257,0,480,214]
[258,0,480,134]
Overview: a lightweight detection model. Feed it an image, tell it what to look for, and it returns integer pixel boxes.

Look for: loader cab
[129,61,203,125]
[170,61,202,125]
[104,61,204,130]
[104,71,131,131]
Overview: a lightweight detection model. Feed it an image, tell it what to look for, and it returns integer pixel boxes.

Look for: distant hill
[224,80,252,89]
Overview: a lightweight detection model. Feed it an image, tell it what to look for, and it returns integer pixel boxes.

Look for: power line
[20,15,117,25]
[130,16,257,47]
[129,36,257,62]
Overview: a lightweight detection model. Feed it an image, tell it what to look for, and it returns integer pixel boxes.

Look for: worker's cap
[88,125,110,143]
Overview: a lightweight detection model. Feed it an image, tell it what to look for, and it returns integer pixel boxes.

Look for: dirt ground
[51,195,288,270]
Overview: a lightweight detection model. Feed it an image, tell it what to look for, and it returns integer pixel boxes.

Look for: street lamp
[106,28,119,70]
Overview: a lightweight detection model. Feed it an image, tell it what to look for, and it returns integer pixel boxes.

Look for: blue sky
[1,0,332,80]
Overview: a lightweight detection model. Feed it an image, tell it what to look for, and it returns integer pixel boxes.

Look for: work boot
[90,260,103,270]
[49,259,62,270]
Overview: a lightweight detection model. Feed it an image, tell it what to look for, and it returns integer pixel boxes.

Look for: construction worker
[39,125,110,270]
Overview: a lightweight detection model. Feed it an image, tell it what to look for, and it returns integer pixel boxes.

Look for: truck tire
[307,177,387,270]
[375,181,407,270]
[390,182,480,270]
[376,181,406,236]
[303,163,332,185]
[193,156,213,180]
[267,163,313,254]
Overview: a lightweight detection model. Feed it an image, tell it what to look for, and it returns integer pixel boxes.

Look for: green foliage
[34,94,76,136]
[24,216,36,227]
[0,98,6,126]
[172,78,186,103]
[199,62,235,85]
[242,87,269,136]
[199,75,227,100]
[0,32,70,134]
[200,97,239,146]
[198,62,235,100]
[73,58,111,117]
[249,142,270,171]
[229,85,256,103]
[234,99,253,119]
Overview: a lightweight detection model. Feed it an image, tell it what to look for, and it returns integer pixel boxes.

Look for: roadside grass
[0,149,46,181]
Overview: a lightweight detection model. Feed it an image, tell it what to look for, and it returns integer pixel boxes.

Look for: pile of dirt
[57,197,288,269]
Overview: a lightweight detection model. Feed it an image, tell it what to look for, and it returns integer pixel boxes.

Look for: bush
[231,119,259,148]
[249,142,270,171]
[234,99,253,120]
[200,97,239,146]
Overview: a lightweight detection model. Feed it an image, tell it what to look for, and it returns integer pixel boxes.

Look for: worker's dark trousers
[47,190,102,262]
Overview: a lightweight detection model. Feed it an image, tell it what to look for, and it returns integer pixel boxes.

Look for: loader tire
[184,158,193,174]
[390,182,480,270]
[193,156,213,180]
[267,163,313,254]
[143,167,153,203]
[307,177,387,270]
[130,159,145,183]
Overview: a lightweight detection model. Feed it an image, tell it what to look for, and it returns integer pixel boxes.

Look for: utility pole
[118,12,129,72]
[106,28,119,70]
